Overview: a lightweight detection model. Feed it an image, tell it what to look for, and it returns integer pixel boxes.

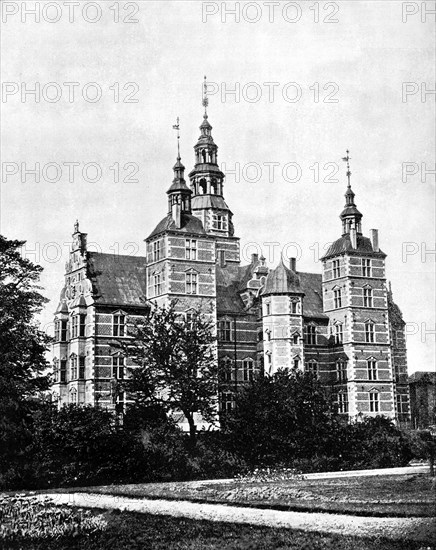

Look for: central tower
[188,77,240,267]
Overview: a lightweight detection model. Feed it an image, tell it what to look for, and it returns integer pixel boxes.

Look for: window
[152,240,162,262]
[362,258,371,277]
[60,320,68,342]
[336,360,347,383]
[112,356,125,379]
[293,357,300,369]
[266,352,272,370]
[79,314,86,337]
[291,300,298,314]
[335,323,343,344]
[306,360,318,378]
[153,273,163,296]
[221,358,233,381]
[70,355,77,379]
[292,332,299,345]
[265,302,271,315]
[367,359,377,380]
[219,319,232,341]
[60,359,67,382]
[186,272,198,294]
[369,391,379,412]
[221,391,234,413]
[54,320,60,341]
[53,359,59,383]
[185,239,197,260]
[113,314,126,337]
[397,394,408,415]
[306,325,317,345]
[334,289,342,309]
[213,214,227,231]
[71,315,78,338]
[365,321,375,343]
[337,392,349,413]
[186,311,195,328]
[332,259,340,279]
[363,287,373,308]
[69,388,78,404]
[242,358,255,381]
[79,357,85,379]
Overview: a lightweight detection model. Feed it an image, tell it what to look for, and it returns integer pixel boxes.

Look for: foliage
[122,301,219,447]
[0,494,106,542]
[0,235,51,484]
[221,368,339,468]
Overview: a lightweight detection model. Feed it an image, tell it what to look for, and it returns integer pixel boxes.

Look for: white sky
[1,1,435,373]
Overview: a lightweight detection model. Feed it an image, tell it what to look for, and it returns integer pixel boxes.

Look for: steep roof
[299,272,328,320]
[87,252,147,307]
[262,259,302,295]
[322,233,386,260]
[191,195,231,211]
[147,213,206,240]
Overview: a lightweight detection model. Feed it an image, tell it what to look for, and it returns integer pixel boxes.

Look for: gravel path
[42,492,436,544]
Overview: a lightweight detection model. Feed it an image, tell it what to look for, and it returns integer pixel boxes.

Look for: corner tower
[188,77,240,267]
[321,151,396,421]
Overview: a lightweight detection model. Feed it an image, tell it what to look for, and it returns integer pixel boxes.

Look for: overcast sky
[1,1,434,373]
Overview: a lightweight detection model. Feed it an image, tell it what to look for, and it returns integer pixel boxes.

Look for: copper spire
[172,116,181,159]
[342,149,351,188]
[202,75,209,117]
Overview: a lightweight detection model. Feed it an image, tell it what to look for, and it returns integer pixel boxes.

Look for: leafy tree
[122,301,218,448]
[0,235,50,485]
[222,368,339,468]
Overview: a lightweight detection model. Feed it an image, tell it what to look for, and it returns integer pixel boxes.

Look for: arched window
[199,178,207,194]
[210,178,217,194]
[201,150,207,163]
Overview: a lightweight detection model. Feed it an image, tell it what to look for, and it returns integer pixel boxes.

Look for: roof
[322,233,386,260]
[262,259,302,295]
[147,213,206,240]
[299,272,328,319]
[87,252,147,307]
[191,195,230,211]
[409,372,436,384]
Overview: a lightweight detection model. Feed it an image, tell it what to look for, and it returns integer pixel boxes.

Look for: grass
[58,473,436,518]
[0,508,429,550]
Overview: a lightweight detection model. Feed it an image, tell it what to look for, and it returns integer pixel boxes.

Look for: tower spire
[172,116,181,159]
[340,149,362,235]
[202,75,209,117]
[342,149,351,188]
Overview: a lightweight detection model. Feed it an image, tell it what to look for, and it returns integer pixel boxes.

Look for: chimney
[251,253,259,264]
[172,203,182,229]
[371,229,379,252]
[289,257,296,271]
[350,228,357,249]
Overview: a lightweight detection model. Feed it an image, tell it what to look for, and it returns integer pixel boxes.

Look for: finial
[202,75,209,117]
[172,117,181,159]
[342,149,351,187]
[74,219,79,232]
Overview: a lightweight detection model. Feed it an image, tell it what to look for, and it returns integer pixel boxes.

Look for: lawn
[0,507,428,550]
[61,473,436,518]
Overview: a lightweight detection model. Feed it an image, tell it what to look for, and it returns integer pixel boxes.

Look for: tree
[122,301,219,448]
[222,368,339,468]
[0,236,51,484]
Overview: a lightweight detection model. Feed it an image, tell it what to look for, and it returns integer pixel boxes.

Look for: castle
[51,99,410,425]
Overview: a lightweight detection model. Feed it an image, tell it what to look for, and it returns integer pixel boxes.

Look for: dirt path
[42,492,436,544]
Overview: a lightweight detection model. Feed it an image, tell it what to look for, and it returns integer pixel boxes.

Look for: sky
[1,0,435,373]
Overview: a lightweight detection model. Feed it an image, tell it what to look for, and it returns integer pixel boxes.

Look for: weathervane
[342,149,351,187]
[172,116,181,158]
[202,75,209,115]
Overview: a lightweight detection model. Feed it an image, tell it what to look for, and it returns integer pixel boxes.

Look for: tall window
[265,302,271,315]
[335,323,343,344]
[306,325,317,345]
[337,392,349,413]
[213,214,227,231]
[292,332,299,345]
[185,239,197,260]
[219,319,232,341]
[363,287,373,307]
[54,320,60,341]
[112,356,125,379]
[365,321,375,343]
[69,388,78,404]
[367,359,377,380]
[113,314,126,337]
[71,315,78,338]
[221,391,234,413]
[152,240,162,262]
[186,272,198,294]
[221,358,233,382]
[60,359,67,382]
[336,360,347,383]
[70,355,77,379]
[306,360,318,378]
[53,359,59,383]
[332,259,340,279]
[397,394,408,415]
[291,300,298,314]
[79,314,86,337]
[242,358,255,381]
[293,357,300,369]
[362,258,371,277]
[369,391,379,412]
[153,273,163,296]
[78,356,85,379]
[334,289,342,308]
